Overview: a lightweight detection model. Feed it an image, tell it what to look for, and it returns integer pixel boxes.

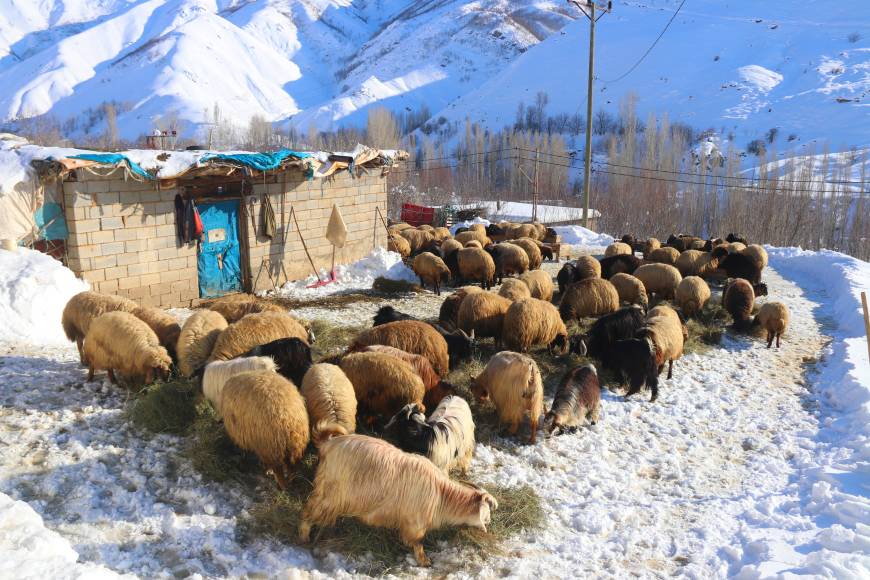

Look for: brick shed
[18,146,406,308]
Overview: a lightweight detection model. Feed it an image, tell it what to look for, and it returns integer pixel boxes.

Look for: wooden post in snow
[862,291,870,363]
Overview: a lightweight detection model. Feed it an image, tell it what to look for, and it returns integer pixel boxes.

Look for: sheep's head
[569,335,588,356]
[753,283,769,297]
[475,492,498,532]
[550,333,569,356]
[470,377,489,401]
[424,381,456,409]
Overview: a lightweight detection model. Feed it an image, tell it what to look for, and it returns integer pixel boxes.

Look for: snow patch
[552,225,613,248]
[0,247,88,345]
[738,65,784,92]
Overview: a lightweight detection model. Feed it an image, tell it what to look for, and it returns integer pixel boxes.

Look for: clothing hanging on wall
[261,194,276,239]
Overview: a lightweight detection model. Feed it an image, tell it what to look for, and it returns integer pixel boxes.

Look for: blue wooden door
[197,200,243,298]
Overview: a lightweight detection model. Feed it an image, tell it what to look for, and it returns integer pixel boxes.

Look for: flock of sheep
[54,221,791,567]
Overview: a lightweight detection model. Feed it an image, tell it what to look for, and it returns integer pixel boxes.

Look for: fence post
[862,291,870,364]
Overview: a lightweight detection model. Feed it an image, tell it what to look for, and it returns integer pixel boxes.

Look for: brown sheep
[648,246,680,265]
[301,363,357,442]
[510,238,543,270]
[355,345,440,392]
[472,351,544,443]
[62,291,139,363]
[205,295,285,323]
[132,307,181,359]
[545,364,600,435]
[604,242,632,257]
[432,227,453,241]
[723,278,756,329]
[438,286,483,330]
[351,320,450,377]
[440,238,463,256]
[457,292,512,343]
[400,228,435,253]
[464,240,483,249]
[455,230,490,247]
[299,433,497,566]
[457,247,496,289]
[574,255,602,280]
[222,370,309,489]
[633,263,682,300]
[176,309,228,377]
[643,238,661,259]
[504,298,569,354]
[639,305,686,381]
[498,278,532,302]
[507,223,539,240]
[388,234,411,257]
[339,352,426,418]
[412,252,451,295]
[754,301,789,348]
[519,270,554,302]
[675,250,719,277]
[82,311,172,386]
[675,276,711,317]
[742,244,769,269]
[609,273,648,308]
[208,311,309,362]
[559,278,620,321]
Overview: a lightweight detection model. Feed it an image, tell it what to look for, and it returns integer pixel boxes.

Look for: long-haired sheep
[498,278,532,301]
[723,278,756,330]
[457,292,512,343]
[82,311,172,386]
[506,223,539,240]
[440,238,463,258]
[245,337,312,385]
[741,244,768,269]
[176,309,228,377]
[647,246,680,265]
[604,242,632,257]
[504,298,568,354]
[454,230,490,247]
[599,254,641,279]
[574,255,602,280]
[384,395,475,473]
[412,252,451,295]
[545,364,600,435]
[62,291,139,363]
[339,352,425,419]
[633,263,682,300]
[132,307,181,359]
[389,222,413,233]
[457,247,496,289]
[638,304,685,384]
[559,278,620,321]
[202,356,277,417]
[206,296,284,323]
[438,286,483,330]
[355,344,440,393]
[388,234,411,257]
[609,273,648,308]
[400,228,435,253]
[510,238,542,270]
[351,320,450,376]
[486,242,529,284]
[432,227,453,241]
[570,306,646,370]
[753,301,789,348]
[222,370,309,489]
[472,351,544,443]
[208,311,309,362]
[675,276,711,317]
[643,238,661,259]
[464,240,483,249]
[299,433,497,566]
[675,250,719,277]
[301,363,357,442]
[518,269,554,302]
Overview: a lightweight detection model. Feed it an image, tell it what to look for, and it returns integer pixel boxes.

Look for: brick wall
[63,167,389,306]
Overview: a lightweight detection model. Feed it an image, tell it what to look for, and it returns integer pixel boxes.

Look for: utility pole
[533,148,540,222]
[569,0,611,229]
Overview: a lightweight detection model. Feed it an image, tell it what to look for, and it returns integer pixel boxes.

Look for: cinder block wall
[62,168,389,306]
[247,170,389,293]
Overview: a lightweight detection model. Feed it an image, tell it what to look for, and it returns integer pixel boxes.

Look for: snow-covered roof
[0,135,408,195]
[456,201,601,224]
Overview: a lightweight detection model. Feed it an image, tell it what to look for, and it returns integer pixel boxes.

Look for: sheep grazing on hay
[609,273,648,309]
[354,345,453,409]
[675,250,719,278]
[545,364,601,435]
[570,306,647,370]
[503,298,569,354]
[221,370,309,489]
[604,242,632,257]
[340,352,426,419]
[372,305,417,326]
[574,255,602,280]
[723,278,756,330]
[557,263,580,296]
[741,244,769,269]
[457,292,511,343]
[457,247,496,289]
[245,337,312,385]
[486,243,529,284]
[388,234,411,257]
[205,296,284,323]
[643,237,661,259]
[559,278,620,321]
[638,305,686,384]
[510,238,543,270]
[519,269,554,302]
[675,276,711,317]
[472,351,544,444]
[202,356,277,417]
[301,363,358,442]
[412,252,451,295]
[400,228,435,254]
[633,263,682,300]
[438,286,483,330]
[299,432,497,567]
[498,278,532,301]
[82,311,172,387]
[176,309,228,377]
[384,395,475,474]
[753,301,790,348]
[599,254,641,279]
[62,291,139,363]
[351,320,451,376]
[208,311,309,362]
[714,249,764,285]
[132,307,181,359]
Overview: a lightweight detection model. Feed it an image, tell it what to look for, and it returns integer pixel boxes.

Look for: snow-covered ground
[0,245,868,577]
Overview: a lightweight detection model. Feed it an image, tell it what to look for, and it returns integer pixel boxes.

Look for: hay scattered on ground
[268,292,385,310]
[307,319,366,360]
[372,277,423,294]
[684,302,728,354]
[128,378,199,435]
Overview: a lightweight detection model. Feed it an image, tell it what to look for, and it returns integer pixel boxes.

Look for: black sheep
[718,252,763,284]
[726,233,748,245]
[486,224,506,238]
[245,337,312,386]
[539,244,554,261]
[557,263,580,295]
[598,254,641,279]
[570,306,646,371]
[373,305,417,326]
[443,250,461,284]
[612,337,661,402]
[723,278,755,330]
[432,324,475,369]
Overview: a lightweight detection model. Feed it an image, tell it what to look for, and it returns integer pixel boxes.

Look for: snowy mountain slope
[433,0,870,149]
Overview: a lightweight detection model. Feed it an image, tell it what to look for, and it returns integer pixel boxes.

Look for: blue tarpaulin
[66,153,153,179]
[198,149,312,172]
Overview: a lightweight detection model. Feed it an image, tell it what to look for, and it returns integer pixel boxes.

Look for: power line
[601,0,688,84]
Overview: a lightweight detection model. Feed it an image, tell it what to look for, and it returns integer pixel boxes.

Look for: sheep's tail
[312,421,348,448]
[522,360,537,399]
[61,311,78,342]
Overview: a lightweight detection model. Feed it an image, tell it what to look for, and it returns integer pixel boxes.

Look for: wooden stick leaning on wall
[290,206,323,283]
[374,205,391,249]
[862,291,870,364]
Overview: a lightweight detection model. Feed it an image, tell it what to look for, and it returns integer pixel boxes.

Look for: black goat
[612,337,661,402]
[433,324,475,369]
[570,306,646,370]
[245,337,312,386]
[545,364,601,435]
[598,254,641,279]
[373,305,417,326]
